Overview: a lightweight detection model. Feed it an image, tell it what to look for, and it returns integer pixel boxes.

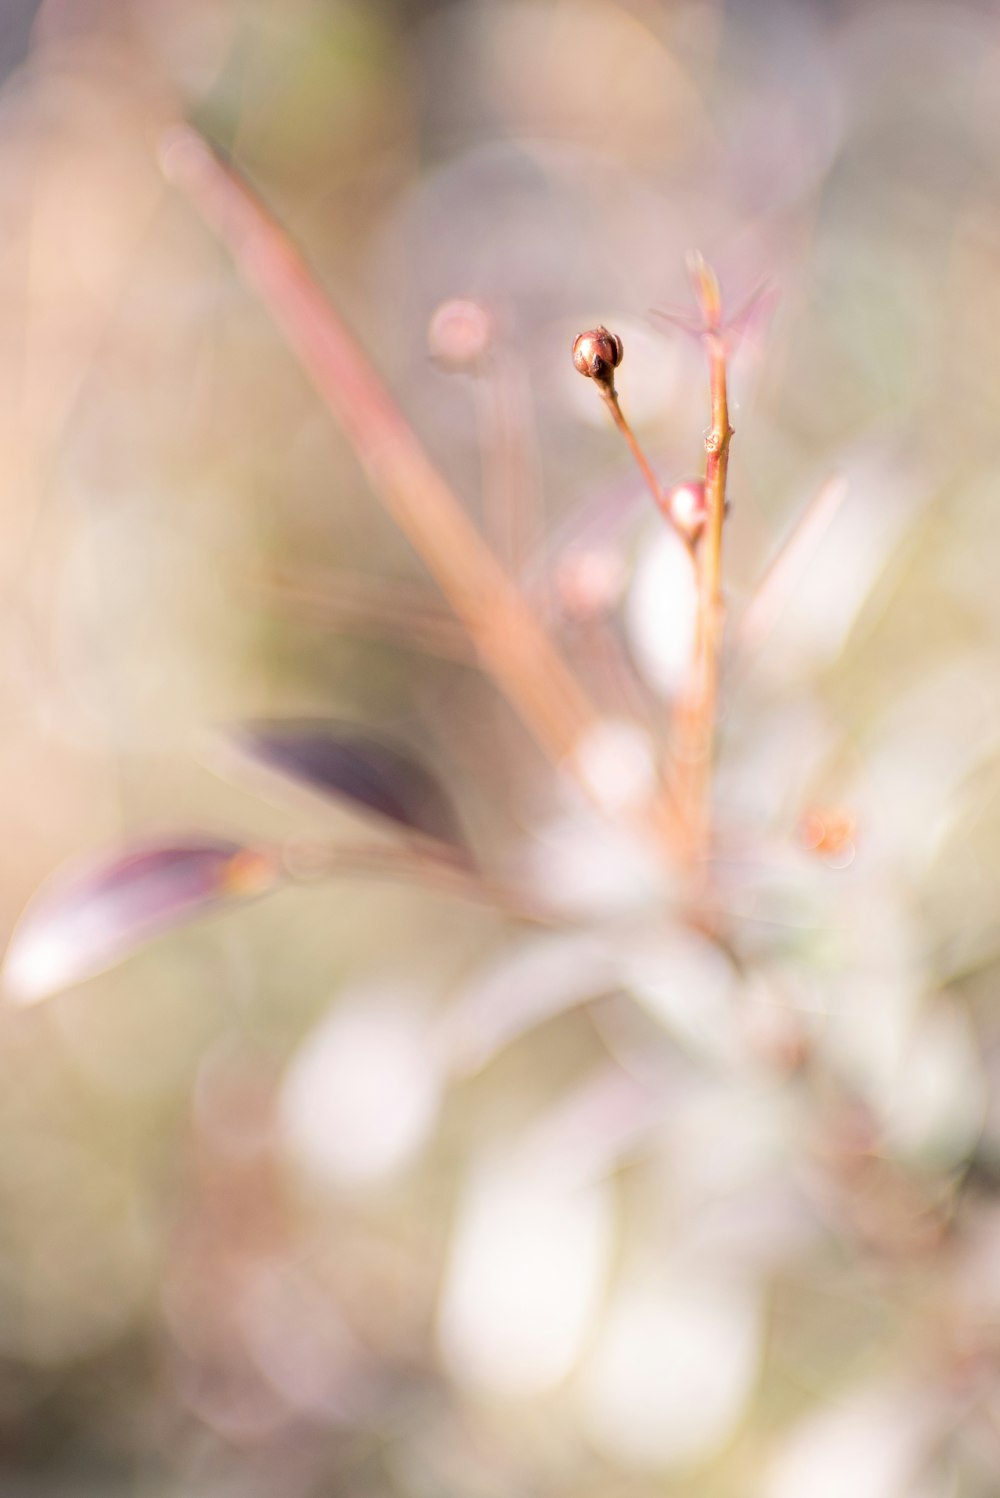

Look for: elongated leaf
[234,719,465,850]
[3,839,279,1005]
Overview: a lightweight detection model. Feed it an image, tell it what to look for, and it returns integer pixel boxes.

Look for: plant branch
[601,389,695,557]
[603,391,660,509]
[674,257,733,872]
[571,327,692,554]
[473,348,543,579]
[281,838,560,924]
[252,564,477,664]
[160,128,603,779]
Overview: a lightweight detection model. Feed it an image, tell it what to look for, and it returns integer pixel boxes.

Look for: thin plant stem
[281,838,560,924]
[674,258,734,874]
[565,354,695,844]
[602,389,695,558]
[252,564,477,664]
[160,129,603,783]
[474,347,543,579]
[604,391,662,510]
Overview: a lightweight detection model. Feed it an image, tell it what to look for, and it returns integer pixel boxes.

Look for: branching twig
[160,128,603,781]
[673,256,734,873]
[281,838,560,924]
[571,326,694,555]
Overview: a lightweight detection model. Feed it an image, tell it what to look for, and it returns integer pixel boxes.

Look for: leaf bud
[664,478,709,544]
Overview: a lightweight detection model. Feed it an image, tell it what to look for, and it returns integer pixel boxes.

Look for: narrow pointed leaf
[3,839,279,1005]
[233,719,466,851]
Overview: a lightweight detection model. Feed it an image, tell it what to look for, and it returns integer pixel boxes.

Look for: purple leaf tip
[3,839,280,1005]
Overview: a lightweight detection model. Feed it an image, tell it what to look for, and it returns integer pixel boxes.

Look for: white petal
[279,986,440,1187]
[820,974,920,1108]
[578,1269,761,1469]
[625,525,697,698]
[882,1001,985,1167]
[765,1384,945,1498]
[520,809,669,920]
[621,926,738,1064]
[571,718,657,814]
[437,1157,613,1398]
[437,929,618,1075]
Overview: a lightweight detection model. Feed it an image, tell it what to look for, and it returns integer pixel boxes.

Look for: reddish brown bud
[428,298,494,369]
[572,326,623,392]
[664,478,709,544]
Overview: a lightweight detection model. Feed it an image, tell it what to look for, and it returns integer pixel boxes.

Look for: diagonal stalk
[252,564,477,664]
[601,388,695,557]
[160,128,602,778]
[281,838,561,924]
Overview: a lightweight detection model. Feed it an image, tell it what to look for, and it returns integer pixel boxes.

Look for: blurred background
[2,0,1000,1493]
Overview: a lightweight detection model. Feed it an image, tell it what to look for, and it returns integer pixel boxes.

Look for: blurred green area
[1,0,1000,1494]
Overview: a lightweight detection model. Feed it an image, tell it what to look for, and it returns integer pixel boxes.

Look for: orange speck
[798,807,857,863]
[223,848,281,897]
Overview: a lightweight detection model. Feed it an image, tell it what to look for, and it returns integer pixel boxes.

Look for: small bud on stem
[665,479,709,546]
[572,326,624,395]
[571,324,694,553]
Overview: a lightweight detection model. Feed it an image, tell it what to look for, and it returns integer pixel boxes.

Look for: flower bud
[571,326,623,392]
[664,479,709,544]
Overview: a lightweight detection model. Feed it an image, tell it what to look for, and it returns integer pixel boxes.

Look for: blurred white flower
[437,1155,613,1398]
[577,1265,762,1470]
[520,806,670,919]
[625,523,698,697]
[278,984,441,1188]
[621,925,740,1065]
[880,1000,985,1168]
[572,717,657,814]
[764,1383,948,1498]
[820,973,920,1108]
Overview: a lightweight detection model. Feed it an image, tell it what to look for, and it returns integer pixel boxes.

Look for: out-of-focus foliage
[2,1,1000,1494]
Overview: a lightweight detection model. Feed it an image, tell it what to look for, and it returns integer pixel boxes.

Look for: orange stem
[675,293,733,875]
[160,129,601,775]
